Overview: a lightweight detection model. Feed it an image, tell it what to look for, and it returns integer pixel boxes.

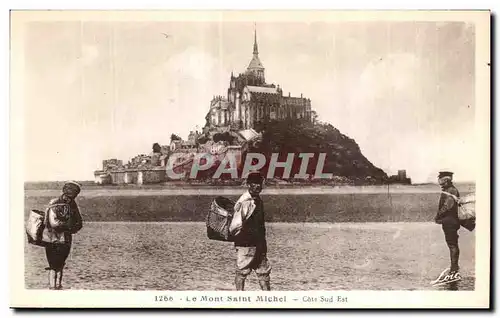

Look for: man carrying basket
[43,181,83,289]
[229,172,271,291]
[434,171,462,283]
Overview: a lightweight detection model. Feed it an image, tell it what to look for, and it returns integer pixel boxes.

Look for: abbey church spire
[253,24,258,55]
[246,24,265,82]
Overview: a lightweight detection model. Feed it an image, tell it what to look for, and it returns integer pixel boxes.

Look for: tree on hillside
[170,134,182,142]
[213,132,236,144]
[248,118,387,181]
[152,143,162,153]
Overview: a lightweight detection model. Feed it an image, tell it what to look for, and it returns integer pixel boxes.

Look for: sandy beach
[24,222,475,291]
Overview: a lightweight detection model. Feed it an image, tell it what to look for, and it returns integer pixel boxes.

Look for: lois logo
[430,268,462,286]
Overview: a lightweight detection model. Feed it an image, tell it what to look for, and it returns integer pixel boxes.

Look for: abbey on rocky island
[205,27,312,131]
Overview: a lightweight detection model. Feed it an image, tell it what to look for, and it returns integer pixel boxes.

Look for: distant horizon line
[23,179,477,185]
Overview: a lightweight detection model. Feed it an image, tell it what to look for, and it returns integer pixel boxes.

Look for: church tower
[246,25,265,82]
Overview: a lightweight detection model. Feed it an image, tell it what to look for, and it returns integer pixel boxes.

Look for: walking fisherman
[434,171,462,283]
[43,181,83,289]
[229,172,272,291]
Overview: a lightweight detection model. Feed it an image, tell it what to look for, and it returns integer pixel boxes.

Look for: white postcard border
[9,10,491,308]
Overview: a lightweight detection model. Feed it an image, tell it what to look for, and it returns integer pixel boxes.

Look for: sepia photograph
[9,10,490,308]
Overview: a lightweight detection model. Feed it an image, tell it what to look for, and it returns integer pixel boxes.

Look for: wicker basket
[458,193,476,231]
[25,209,48,247]
[206,196,235,242]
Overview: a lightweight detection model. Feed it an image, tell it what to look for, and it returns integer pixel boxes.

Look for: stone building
[102,159,123,171]
[205,28,312,130]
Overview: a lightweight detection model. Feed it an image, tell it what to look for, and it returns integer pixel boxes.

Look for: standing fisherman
[434,171,462,283]
[229,172,271,291]
[43,181,83,289]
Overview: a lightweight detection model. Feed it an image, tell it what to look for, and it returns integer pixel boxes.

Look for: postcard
[10,10,490,308]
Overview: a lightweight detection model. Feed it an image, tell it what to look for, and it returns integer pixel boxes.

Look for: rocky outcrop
[249,119,388,184]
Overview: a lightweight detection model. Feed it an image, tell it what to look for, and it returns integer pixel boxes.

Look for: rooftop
[246,85,278,94]
[247,55,264,70]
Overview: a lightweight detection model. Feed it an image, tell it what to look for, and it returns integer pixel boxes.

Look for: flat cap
[63,181,81,194]
[438,171,454,178]
[246,172,264,184]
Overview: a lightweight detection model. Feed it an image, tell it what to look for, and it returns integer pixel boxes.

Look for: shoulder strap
[441,191,459,202]
[48,203,69,208]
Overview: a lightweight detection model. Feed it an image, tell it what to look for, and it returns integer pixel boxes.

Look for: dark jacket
[435,184,460,226]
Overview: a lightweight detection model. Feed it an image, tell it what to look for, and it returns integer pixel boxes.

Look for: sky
[21,20,476,183]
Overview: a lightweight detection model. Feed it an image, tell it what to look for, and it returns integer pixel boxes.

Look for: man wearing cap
[229,172,272,291]
[43,181,83,289]
[434,171,461,282]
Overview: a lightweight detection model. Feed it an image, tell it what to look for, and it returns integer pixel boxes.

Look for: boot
[235,276,245,291]
[259,280,271,291]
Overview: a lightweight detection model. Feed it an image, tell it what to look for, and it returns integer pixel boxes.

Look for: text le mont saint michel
[181,295,348,303]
